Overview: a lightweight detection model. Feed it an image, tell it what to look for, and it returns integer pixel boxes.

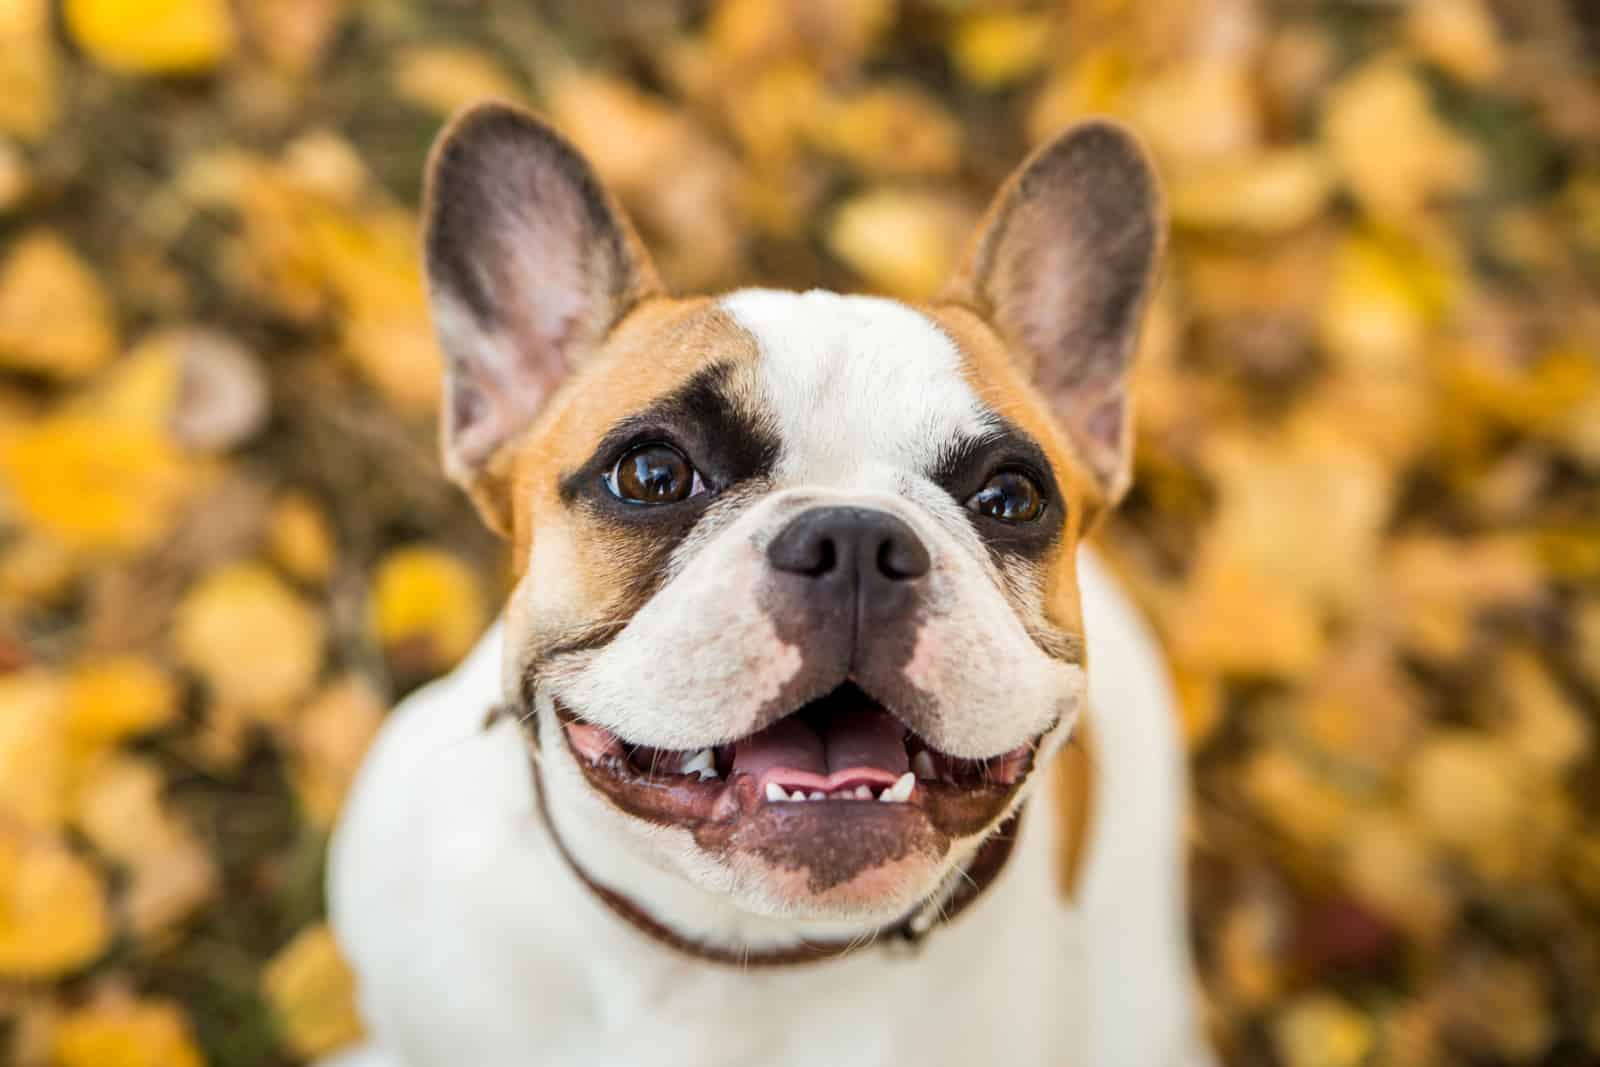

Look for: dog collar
[527,746,1023,968]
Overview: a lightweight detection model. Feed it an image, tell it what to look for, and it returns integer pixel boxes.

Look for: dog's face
[422,105,1160,930]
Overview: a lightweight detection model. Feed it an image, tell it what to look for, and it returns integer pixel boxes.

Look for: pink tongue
[732,716,825,781]
[816,704,909,777]
[732,702,909,780]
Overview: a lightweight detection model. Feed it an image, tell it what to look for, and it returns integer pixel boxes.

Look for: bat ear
[422,102,662,533]
[942,121,1163,505]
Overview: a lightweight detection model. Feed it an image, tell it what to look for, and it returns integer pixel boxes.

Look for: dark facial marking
[558,361,778,524]
[928,421,1065,563]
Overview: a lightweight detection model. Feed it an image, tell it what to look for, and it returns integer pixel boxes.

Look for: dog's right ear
[423,102,662,534]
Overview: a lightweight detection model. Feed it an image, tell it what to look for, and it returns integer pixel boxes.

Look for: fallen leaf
[0,0,59,141]
[950,11,1053,89]
[0,414,194,555]
[51,994,205,1067]
[1322,58,1481,224]
[0,671,69,831]
[1404,0,1504,87]
[826,188,972,299]
[64,656,179,752]
[1273,993,1375,1067]
[1170,147,1334,234]
[392,46,525,117]
[287,676,384,828]
[267,491,337,586]
[66,0,237,75]
[370,546,487,679]
[0,825,110,979]
[0,230,118,380]
[172,562,325,724]
[262,923,364,1059]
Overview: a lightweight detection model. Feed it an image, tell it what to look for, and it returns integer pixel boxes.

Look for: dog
[322,101,1215,1067]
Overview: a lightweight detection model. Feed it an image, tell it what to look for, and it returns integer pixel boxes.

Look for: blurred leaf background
[0,0,1597,1064]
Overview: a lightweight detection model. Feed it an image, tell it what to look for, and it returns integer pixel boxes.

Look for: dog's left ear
[423,102,663,534]
[941,122,1163,506]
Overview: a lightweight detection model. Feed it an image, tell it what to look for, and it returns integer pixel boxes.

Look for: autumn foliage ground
[1,2,1598,1065]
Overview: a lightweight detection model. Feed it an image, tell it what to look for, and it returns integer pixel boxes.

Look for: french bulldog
[323,101,1214,1067]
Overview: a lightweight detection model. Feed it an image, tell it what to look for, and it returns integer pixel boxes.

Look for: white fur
[325,550,1213,1067]
[722,289,997,484]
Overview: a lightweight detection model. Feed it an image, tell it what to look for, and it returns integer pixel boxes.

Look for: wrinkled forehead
[721,289,997,482]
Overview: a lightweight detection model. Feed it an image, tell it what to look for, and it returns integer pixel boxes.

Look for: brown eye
[608,443,702,504]
[967,469,1046,523]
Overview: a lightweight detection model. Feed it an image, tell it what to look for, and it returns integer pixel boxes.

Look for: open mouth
[556,682,1041,840]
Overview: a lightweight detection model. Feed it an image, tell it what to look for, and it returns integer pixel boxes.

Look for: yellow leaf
[1404,0,1504,86]
[0,136,30,211]
[826,188,971,300]
[239,0,345,76]
[810,85,962,179]
[64,656,178,753]
[0,671,69,831]
[1170,148,1334,234]
[66,0,236,75]
[1408,733,1522,858]
[0,826,110,979]
[288,676,384,828]
[52,996,205,1067]
[1379,536,1542,662]
[267,491,337,585]
[0,534,79,605]
[1243,746,1354,849]
[392,46,525,117]
[1341,812,1454,940]
[0,230,117,379]
[262,923,365,1059]
[1494,650,1592,779]
[1126,60,1261,170]
[0,0,59,140]
[1273,994,1376,1067]
[1317,229,1453,377]
[1322,58,1481,224]
[0,414,193,555]
[370,547,487,678]
[951,12,1052,89]
[172,562,325,723]
[73,756,217,936]
[1027,48,1131,144]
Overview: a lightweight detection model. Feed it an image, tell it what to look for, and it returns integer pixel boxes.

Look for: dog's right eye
[606,443,704,505]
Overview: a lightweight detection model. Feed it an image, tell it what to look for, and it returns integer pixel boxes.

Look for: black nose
[767,507,930,584]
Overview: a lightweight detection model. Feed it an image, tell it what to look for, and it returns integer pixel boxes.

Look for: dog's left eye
[606,442,705,504]
[967,469,1046,524]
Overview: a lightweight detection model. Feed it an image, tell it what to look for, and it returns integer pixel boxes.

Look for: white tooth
[682,748,717,779]
[809,791,825,801]
[765,782,788,803]
[912,751,937,780]
[854,785,874,799]
[878,772,915,803]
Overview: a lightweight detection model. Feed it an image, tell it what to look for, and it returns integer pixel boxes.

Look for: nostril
[808,537,837,577]
[877,535,930,581]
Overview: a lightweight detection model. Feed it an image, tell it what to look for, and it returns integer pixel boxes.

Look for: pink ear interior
[422,103,658,485]
[962,122,1162,501]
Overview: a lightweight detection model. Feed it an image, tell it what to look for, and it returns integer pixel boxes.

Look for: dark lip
[551,697,1045,842]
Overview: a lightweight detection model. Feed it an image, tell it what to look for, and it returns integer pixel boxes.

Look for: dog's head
[422,104,1161,937]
